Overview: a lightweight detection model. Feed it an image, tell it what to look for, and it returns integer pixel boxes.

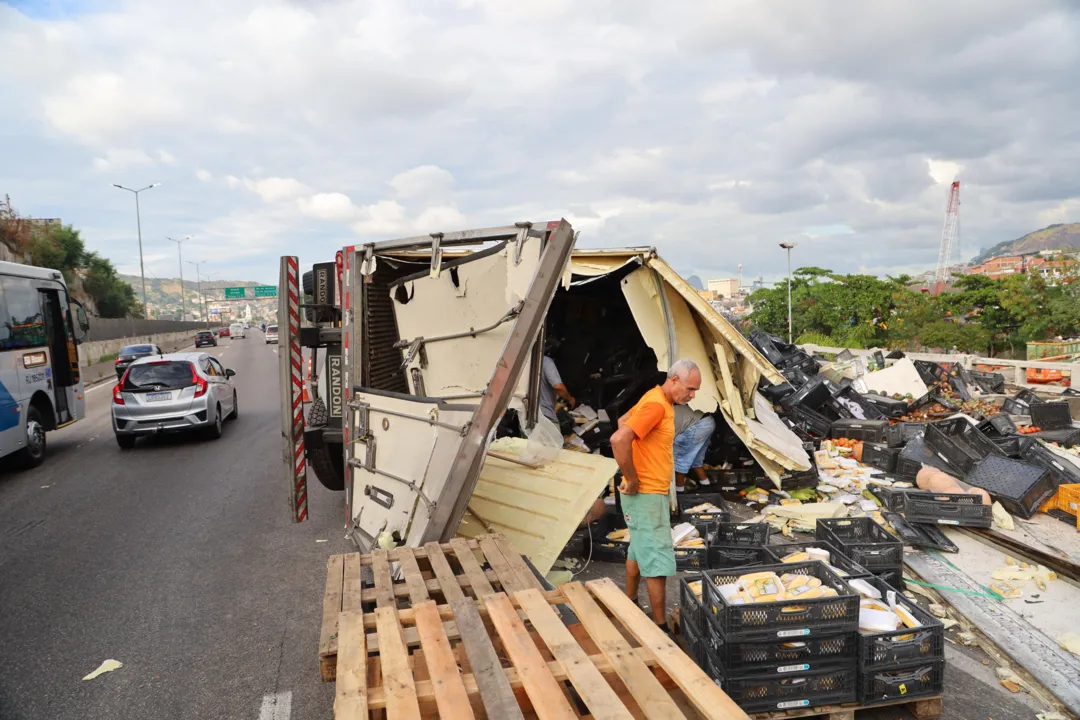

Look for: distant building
[697,289,718,301]
[708,278,740,299]
[968,254,1072,280]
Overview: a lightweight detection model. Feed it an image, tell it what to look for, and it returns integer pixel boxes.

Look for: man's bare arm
[610,426,640,495]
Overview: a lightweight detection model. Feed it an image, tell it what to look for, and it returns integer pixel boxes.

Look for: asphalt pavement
[0,330,349,720]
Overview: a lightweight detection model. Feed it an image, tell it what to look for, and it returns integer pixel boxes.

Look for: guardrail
[799,344,1076,394]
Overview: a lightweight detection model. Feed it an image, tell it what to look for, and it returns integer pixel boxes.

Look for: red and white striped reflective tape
[285,256,307,522]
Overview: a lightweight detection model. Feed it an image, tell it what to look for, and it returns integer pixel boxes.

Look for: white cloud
[92,148,153,172]
[388,165,455,198]
[927,159,961,185]
[1,0,1078,287]
[244,177,308,203]
[297,192,361,221]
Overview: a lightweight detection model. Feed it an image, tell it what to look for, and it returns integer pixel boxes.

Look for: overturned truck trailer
[282,221,810,554]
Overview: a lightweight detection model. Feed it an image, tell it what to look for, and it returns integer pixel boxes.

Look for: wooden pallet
[319,534,556,682]
[749,696,942,720]
[324,533,749,719]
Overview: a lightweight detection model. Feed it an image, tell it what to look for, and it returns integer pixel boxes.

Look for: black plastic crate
[680,611,706,665]
[1003,388,1045,416]
[970,370,1006,394]
[965,455,1055,519]
[816,517,904,572]
[873,566,905,590]
[591,515,629,562]
[857,577,945,671]
[713,663,858,714]
[674,523,713,571]
[782,376,831,411]
[704,467,762,491]
[862,442,900,473]
[831,386,886,420]
[895,435,954,479]
[913,360,947,386]
[749,330,785,366]
[866,483,910,513]
[677,493,731,524]
[886,422,932,449]
[761,381,796,405]
[1017,438,1080,488]
[977,414,1018,438]
[788,405,833,440]
[903,491,992,528]
[709,544,779,570]
[1031,402,1073,431]
[923,422,1003,475]
[991,435,1024,456]
[702,561,859,641]
[831,418,890,443]
[883,512,959,553]
[679,575,705,634]
[770,540,874,580]
[714,521,773,546]
[858,661,945,707]
[703,626,857,677]
[862,393,910,418]
[1033,428,1080,447]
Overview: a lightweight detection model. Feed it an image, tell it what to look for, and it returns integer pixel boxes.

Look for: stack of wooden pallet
[319,533,748,719]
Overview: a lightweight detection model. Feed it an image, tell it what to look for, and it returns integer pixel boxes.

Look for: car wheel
[228,391,239,420]
[116,434,137,450]
[17,405,47,469]
[205,405,224,440]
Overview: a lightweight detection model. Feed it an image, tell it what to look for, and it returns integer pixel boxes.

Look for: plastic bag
[518,411,562,465]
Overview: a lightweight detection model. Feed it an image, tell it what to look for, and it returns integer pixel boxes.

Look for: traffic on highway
[0,323,345,719]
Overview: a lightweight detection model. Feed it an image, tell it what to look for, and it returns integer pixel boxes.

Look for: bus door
[38,289,76,426]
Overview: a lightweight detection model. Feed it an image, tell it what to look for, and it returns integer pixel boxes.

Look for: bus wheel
[18,405,47,469]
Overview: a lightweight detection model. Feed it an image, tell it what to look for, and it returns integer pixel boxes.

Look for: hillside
[974,222,1080,262]
[120,274,276,321]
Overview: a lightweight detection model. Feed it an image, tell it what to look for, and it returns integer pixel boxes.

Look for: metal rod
[393,306,520,350]
[346,457,436,509]
[346,402,469,434]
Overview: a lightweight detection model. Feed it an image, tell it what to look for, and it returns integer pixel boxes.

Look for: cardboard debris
[83,659,123,681]
[992,501,1015,531]
[995,667,1025,694]
[1059,632,1080,658]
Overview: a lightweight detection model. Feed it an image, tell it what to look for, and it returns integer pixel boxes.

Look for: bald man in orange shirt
[610,359,702,631]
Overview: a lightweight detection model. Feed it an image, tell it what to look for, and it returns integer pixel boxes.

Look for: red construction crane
[931,181,960,296]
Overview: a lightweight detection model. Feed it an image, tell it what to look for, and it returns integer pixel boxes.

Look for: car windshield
[197,332,213,338]
[120,345,154,355]
[122,361,195,391]
[267,326,278,332]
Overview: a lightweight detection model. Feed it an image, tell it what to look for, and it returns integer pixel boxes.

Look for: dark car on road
[195,331,217,348]
[115,344,163,379]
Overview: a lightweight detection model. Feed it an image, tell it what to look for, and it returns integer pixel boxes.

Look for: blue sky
[2,0,1079,287]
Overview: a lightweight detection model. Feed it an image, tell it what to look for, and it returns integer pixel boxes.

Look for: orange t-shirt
[625,386,675,495]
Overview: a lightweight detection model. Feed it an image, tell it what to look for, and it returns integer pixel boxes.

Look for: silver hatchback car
[112,352,238,449]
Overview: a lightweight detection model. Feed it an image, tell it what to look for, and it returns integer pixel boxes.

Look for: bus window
[0,282,9,348]
[2,276,46,350]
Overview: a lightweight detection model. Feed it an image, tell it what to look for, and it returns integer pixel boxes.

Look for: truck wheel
[17,405,47,469]
[307,433,345,491]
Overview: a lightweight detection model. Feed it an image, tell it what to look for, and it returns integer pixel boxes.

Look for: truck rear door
[346,221,575,549]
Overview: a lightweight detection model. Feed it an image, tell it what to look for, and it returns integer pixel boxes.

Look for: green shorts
[622,492,676,578]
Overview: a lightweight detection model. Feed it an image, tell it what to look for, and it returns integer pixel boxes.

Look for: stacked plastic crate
[694,560,862,713]
[816,517,905,589]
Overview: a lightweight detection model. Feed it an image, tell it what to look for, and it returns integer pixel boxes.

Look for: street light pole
[188,260,207,327]
[779,242,798,344]
[165,236,191,321]
[112,183,160,319]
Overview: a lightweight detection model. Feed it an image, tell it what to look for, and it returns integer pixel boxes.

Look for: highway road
[0,330,347,720]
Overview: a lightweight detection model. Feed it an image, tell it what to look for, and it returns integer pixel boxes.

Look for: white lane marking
[258,691,292,720]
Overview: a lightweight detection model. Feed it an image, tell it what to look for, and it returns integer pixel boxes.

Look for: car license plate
[147,392,172,402]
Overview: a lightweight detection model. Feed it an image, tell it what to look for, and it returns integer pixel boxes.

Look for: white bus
[0,261,90,468]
